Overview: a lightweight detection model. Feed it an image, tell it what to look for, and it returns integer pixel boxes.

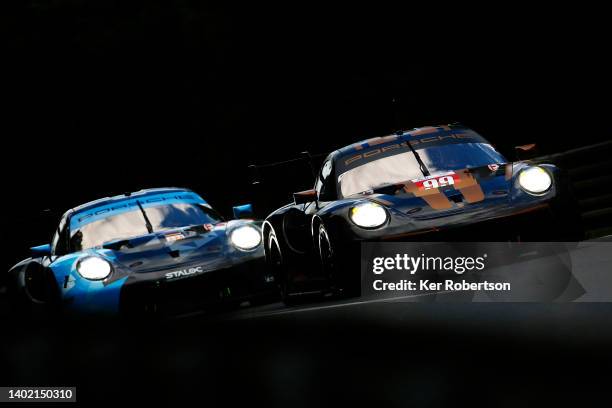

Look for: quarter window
[52,215,68,255]
[315,159,336,201]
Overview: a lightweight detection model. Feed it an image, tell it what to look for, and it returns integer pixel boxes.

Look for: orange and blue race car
[5,188,276,316]
[260,124,581,303]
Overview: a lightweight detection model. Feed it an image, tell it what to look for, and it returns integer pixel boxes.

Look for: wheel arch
[311,215,324,250]
[20,260,60,304]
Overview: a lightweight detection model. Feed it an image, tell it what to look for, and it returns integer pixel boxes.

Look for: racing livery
[6,188,276,315]
[262,124,580,303]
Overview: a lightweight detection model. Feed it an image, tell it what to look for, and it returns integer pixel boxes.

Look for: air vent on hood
[449,194,463,203]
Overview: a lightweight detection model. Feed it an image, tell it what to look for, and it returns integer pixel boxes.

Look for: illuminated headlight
[230,225,262,250]
[518,166,552,195]
[77,256,112,280]
[350,201,388,228]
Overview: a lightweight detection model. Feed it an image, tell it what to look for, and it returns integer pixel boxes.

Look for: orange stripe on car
[354,135,399,151]
[404,182,453,210]
[454,169,485,203]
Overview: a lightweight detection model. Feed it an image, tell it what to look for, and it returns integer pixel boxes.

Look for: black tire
[317,223,360,298]
[9,265,61,318]
[317,223,335,287]
[267,231,296,306]
[268,229,327,306]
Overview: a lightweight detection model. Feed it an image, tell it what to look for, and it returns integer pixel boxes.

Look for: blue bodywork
[9,188,273,315]
[233,203,254,219]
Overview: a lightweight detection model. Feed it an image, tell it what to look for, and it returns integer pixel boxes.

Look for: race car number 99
[414,173,459,190]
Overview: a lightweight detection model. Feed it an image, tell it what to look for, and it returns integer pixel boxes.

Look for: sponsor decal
[165,232,186,242]
[401,169,485,210]
[165,265,205,280]
[411,172,459,191]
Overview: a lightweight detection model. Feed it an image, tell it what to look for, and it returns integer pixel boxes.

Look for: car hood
[345,163,515,219]
[94,220,262,276]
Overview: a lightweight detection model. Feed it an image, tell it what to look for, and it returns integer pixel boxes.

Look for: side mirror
[233,203,254,219]
[514,143,539,160]
[30,244,51,258]
[293,189,317,205]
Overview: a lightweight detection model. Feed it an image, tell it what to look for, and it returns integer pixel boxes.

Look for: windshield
[69,203,222,251]
[338,142,506,198]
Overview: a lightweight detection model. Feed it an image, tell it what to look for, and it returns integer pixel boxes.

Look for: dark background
[2,4,611,405]
[3,3,610,271]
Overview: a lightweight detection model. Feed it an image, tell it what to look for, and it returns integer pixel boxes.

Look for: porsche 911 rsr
[261,124,580,303]
[5,188,276,316]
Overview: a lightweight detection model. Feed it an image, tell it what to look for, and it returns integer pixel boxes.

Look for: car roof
[333,123,471,158]
[68,187,196,215]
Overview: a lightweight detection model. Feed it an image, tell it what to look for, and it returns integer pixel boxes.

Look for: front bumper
[381,203,558,241]
[342,200,565,242]
[119,257,276,316]
[329,202,565,289]
[63,256,277,316]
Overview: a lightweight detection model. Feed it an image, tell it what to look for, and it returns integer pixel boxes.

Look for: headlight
[230,225,262,250]
[77,256,112,280]
[349,201,388,228]
[518,166,552,195]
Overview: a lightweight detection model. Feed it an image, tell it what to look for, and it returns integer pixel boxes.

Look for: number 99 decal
[415,173,459,190]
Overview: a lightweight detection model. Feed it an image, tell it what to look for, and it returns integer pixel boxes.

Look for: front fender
[6,258,32,286]
[46,253,126,314]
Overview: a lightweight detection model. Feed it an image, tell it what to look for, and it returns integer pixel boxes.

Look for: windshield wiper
[136,200,154,234]
[102,234,157,250]
[369,183,405,195]
[406,139,430,177]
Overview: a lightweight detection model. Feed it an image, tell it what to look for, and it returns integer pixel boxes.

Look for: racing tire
[317,224,360,298]
[8,265,61,318]
[267,231,299,306]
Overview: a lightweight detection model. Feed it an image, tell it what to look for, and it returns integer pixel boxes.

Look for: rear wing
[248,151,327,186]
[247,151,327,216]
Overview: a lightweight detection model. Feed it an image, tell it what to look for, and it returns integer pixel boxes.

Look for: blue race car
[5,188,276,315]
